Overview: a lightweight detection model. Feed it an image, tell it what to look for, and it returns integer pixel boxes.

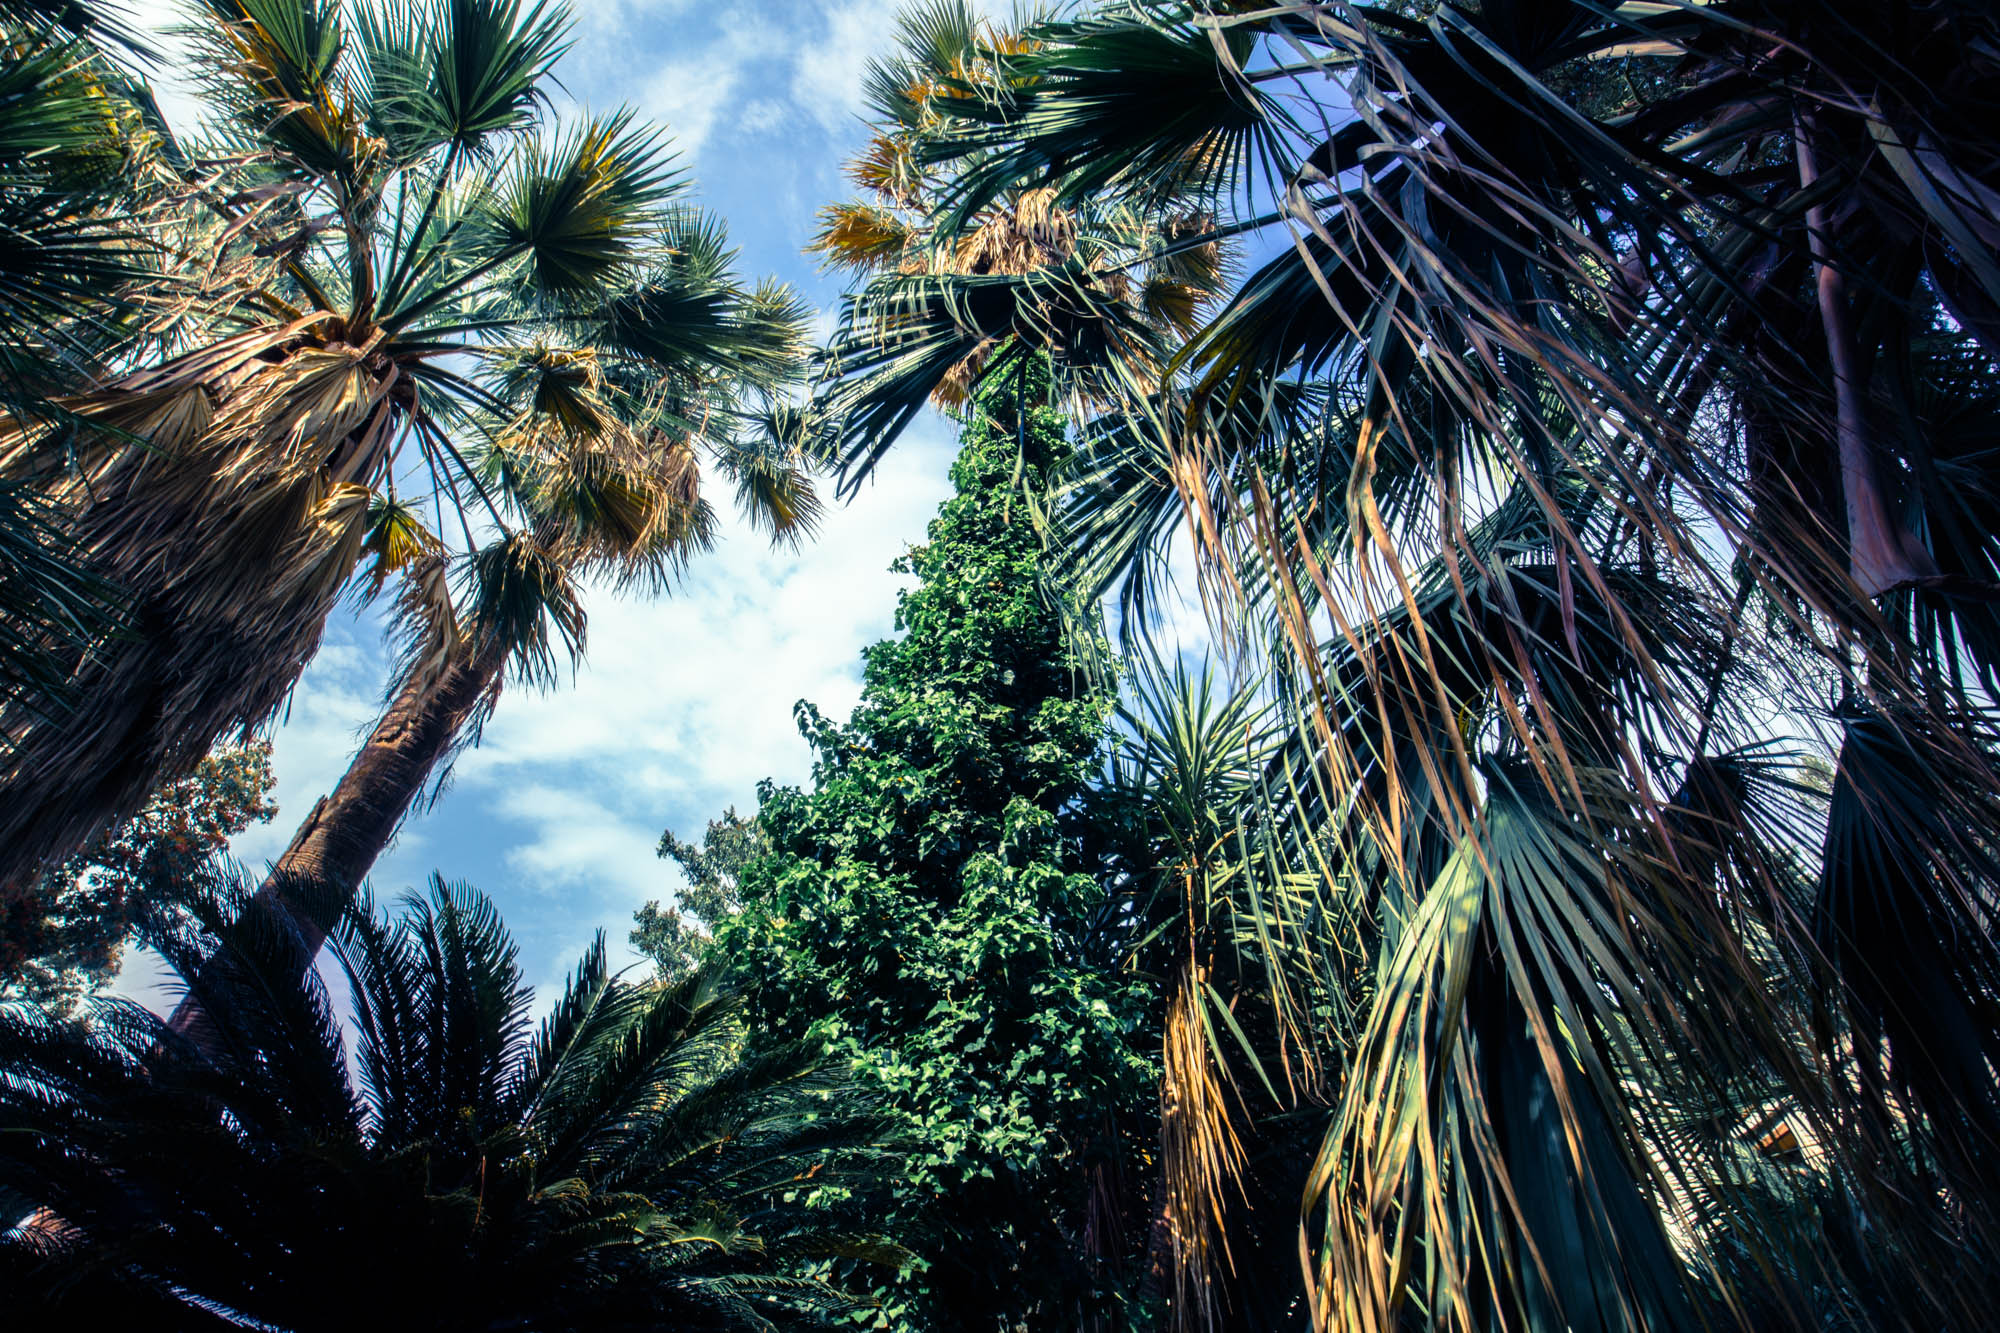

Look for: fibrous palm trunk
[167,632,509,1041]
[0,452,372,903]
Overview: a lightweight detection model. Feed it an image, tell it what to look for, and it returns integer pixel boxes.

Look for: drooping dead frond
[803,2,2000,1324]
[391,549,459,691]
[1160,958,1247,1332]
[933,336,996,410]
[808,202,915,275]
[954,188,1078,277]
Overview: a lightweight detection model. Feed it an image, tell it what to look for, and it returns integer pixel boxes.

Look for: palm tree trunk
[1795,110,1937,597]
[1137,1157,1172,1311]
[166,633,510,1043]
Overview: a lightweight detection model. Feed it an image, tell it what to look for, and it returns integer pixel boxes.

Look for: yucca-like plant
[1087,652,1350,1331]
[805,2,2000,1328]
[0,874,901,1329]
[0,0,806,896]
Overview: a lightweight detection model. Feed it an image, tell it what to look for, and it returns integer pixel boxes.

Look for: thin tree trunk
[166,633,510,1043]
[1796,111,1937,597]
[1137,1156,1172,1313]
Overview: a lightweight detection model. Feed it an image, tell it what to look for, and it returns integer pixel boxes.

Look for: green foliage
[0,3,161,723]
[0,741,277,1011]
[633,806,766,982]
[719,357,1157,1329]
[0,874,900,1330]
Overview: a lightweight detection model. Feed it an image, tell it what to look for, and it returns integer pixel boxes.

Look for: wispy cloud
[792,0,1013,134]
[630,14,764,158]
[448,416,959,991]
[492,784,660,894]
[792,0,905,134]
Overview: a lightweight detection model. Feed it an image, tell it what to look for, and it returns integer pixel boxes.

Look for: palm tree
[0,0,796,896]
[0,2,161,731]
[1085,652,1341,1331]
[805,0,1230,490]
[208,206,813,989]
[804,2,2000,1329]
[0,874,900,1329]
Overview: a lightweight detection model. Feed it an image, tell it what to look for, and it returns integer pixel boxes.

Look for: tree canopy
[0,742,276,1011]
[796,1,2000,1328]
[8,2,2000,1330]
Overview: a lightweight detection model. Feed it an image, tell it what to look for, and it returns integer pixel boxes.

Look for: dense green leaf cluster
[719,357,1156,1328]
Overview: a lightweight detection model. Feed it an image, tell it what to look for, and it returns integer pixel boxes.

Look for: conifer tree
[719,357,1155,1329]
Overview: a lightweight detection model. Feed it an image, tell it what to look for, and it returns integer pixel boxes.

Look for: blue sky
[117,0,1021,1004]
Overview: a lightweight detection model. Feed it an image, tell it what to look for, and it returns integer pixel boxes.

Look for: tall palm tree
[0,0,795,896]
[0,874,901,1329]
[215,206,814,985]
[804,2,2000,1329]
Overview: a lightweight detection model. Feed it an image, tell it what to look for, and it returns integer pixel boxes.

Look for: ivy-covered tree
[719,358,1157,1330]
[0,742,277,1011]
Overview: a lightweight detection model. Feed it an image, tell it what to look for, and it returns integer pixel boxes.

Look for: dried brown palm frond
[1160,957,1247,1332]
[812,202,916,274]
[387,546,457,689]
[489,408,715,585]
[955,186,1078,275]
[931,335,996,410]
[0,7,185,726]
[813,2,2000,1324]
[847,132,924,209]
[1096,652,1340,1327]
[0,321,402,890]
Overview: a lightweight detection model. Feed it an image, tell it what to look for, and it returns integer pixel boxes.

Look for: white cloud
[739,99,788,137]
[792,0,905,133]
[568,0,700,41]
[492,783,663,900]
[632,15,765,158]
[452,414,958,898]
[637,64,735,160]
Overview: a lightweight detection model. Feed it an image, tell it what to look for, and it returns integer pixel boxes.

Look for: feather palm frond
[0,872,902,1328]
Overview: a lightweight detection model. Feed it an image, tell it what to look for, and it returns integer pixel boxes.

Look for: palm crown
[806,0,1230,490]
[0,875,900,1329]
